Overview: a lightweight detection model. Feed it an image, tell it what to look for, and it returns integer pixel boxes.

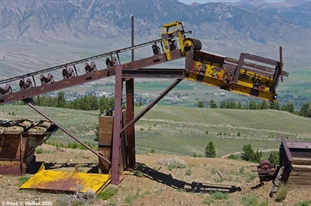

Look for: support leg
[111,66,123,184]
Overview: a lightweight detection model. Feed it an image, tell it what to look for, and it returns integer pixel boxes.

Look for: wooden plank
[290,171,311,177]
[217,170,227,180]
[292,158,311,165]
[286,176,311,185]
[98,115,113,174]
[98,116,113,145]
[292,164,311,172]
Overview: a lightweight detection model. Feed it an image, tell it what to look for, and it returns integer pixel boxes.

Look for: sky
[178,0,285,4]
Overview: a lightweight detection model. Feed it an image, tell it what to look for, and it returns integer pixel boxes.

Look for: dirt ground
[0,144,310,206]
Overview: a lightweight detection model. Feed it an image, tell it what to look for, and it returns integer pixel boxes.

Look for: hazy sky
[179,0,285,4]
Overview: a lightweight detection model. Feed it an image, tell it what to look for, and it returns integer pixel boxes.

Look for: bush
[150,147,156,153]
[210,192,228,200]
[36,148,43,154]
[227,154,238,160]
[296,200,311,206]
[134,170,143,177]
[276,182,287,202]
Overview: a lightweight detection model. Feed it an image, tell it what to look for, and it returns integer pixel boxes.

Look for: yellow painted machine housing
[185,50,288,102]
[161,21,186,60]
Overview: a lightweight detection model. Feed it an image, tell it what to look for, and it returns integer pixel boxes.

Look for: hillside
[0,105,311,205]
[1,105,310,157]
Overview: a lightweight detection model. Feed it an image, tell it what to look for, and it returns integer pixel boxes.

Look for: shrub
[150,147,156,153]
[276,182,287,202]
[36,148,43,154]
[185,169,192,176]
[296,200,311,206]
[134,170,143,177]
[210,192,228,200]
[227,154,238,160]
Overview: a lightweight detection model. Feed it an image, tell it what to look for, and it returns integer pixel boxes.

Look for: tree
[260,100,269,109]
[287,102,295,113]
[205,141,216,158]
[249,100,258,110]
[230,100,237,109]
[209,100,217,108]
[268,151,279,165]
[241,144,262,163]
[269,101,280,110]
[220,101,227,109]
[300,102,311,117]
[197,100,204,108]
[237,101,242,109]
[57,91,66,108]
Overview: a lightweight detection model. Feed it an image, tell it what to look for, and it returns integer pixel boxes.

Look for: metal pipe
[131,15,134,61]
[26,101,112,165]
[121,78,182,133]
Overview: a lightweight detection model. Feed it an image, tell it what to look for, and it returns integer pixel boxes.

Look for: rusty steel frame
[126,15,136,169]
[0,50,183,105]
[25,100,112,165]
[280,136,294,171]
[121,79,182,134]
[280,136,311,171]
[111,66,123,184]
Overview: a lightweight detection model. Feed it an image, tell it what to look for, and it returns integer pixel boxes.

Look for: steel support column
[111,66,123,184]
[125,15,136,168]
[121,79,182,133]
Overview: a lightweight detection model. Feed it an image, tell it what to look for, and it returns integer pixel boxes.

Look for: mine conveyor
[0,21,287,105]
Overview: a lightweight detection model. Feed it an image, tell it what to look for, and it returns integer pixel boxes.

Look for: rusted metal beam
[122,68,184,78]
[1,68,112,104]
[125,15,136,168]
[280,136,293,171]
[111,66,123,184]
[24,100,112,165]
[121,79,182,134]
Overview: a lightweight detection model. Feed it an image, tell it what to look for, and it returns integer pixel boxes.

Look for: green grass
[18,176,31,186]
[97,187,118,200]
[295,200,311,206]
[241,195,269,206]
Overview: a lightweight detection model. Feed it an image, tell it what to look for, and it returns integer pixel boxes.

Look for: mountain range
[0,0,310,78]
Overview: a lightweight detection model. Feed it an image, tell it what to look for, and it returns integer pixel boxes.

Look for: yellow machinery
[184,48,288,102]
[160,21,287,102]
[161,21,201,60]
